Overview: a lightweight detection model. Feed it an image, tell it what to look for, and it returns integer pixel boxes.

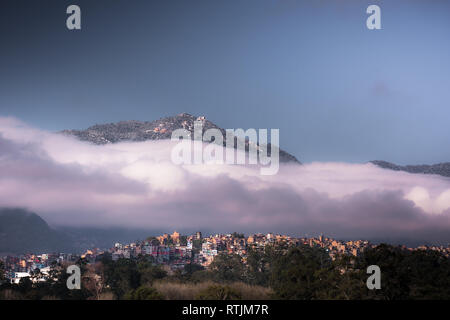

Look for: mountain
[371,160,450,178]
[58,226,164,252]
[0,208,166,254]
[0,208,74,254]
[61,113,300,163]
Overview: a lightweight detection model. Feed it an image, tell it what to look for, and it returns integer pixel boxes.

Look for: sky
[0,1,450,243]
[0,0,450,164]
[0,0,449,164]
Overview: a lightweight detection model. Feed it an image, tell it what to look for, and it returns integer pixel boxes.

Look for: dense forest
[1,244,450,300]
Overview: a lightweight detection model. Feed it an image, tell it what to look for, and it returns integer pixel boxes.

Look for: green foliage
[0,261,5,282]
[405,250,450,299]
[179,235,188,246]
[17,277,33,294]
[196,284,242,300]
[209,253,245,283]
[124,286,164,300]
[245,246,277,286]
[326,255,367,300]
[231,232,245,239]
[100,256,169,299]
[145,237,160,246]
[138,261,167,285]
[356,244,450,300]
[102,258,141,299]
[0,264,91,300]
[183,263,205,281]
[192,239,202,251]
[2,243,450,300]
[270,245,332,299]
[267,244,450,300]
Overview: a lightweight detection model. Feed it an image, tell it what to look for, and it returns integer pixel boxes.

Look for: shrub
[195,284,242,300]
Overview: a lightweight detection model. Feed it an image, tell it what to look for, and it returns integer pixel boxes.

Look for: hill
[0,208,74,254]
[61,113,299,163]
[371,160,450,178]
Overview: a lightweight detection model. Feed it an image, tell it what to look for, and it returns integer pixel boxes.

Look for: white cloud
[1,117,450,242]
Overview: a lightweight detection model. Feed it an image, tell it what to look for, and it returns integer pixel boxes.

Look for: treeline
[1,244,450,300]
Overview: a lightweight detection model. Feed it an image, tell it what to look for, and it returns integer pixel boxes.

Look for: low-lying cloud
[1,117,450,244]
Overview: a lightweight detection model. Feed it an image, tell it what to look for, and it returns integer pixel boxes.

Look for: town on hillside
[2,231,450,284]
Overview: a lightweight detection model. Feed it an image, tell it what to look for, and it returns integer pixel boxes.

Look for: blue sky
[0,0,449,164]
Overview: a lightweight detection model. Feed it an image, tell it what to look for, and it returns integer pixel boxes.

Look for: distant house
[11,272,30,284]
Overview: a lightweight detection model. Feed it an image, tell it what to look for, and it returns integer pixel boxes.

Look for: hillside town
[2,232,450,284]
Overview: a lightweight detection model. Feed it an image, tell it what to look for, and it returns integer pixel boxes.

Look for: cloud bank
[1,117,450,244]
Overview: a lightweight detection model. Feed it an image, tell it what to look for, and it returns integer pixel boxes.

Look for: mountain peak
[61,114,300,163]
[371,160,450,178]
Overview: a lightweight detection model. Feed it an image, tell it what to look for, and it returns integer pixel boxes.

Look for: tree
[270,245,332,299]
[0,260,5,282]
[192,239,202,252]
[17,276,33,294]
[196,284,242,300]
[209,254,245,283]
[102,258,141,299]
[231,232,245,239]
[356,244,450,300]
[82,263,105,300]
[356,244,411,300]
[145,237,160,246]
[405,250,450,299]
[184,263,204,276]
[326,254,367,300]
[137,261,167,285]
[179,235,188,246]
[38,263,91,300]
[246,246,272,286]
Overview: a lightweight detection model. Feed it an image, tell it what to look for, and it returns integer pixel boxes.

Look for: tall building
[194,231,202,240]
[171,231,180,243]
